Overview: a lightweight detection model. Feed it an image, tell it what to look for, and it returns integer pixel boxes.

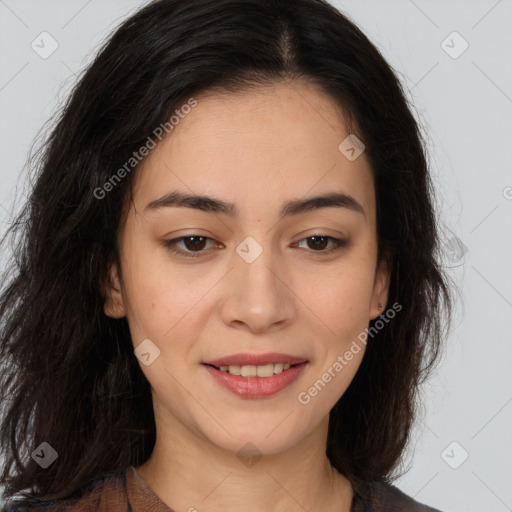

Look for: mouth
[201,355,309,399]
[203,352,307,369]
[203,361,303,378]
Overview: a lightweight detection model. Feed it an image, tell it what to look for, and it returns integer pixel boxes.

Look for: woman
[0,0,454,510]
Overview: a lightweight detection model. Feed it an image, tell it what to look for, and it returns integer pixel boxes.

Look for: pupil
[309,236,327,250]
[185,236,206,251]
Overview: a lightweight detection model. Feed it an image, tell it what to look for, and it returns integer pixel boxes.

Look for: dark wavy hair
[0,0,455,506]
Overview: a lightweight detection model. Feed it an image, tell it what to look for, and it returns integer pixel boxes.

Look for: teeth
[274,363,284,374]
[217,362,293,377]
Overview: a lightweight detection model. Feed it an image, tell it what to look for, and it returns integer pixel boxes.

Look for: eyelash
[163,235,349,259]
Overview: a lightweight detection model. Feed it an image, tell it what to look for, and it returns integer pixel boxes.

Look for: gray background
[0,1,511,511]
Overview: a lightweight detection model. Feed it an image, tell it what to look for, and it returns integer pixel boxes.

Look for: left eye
[163,235,349,258]
[295,235,348,252]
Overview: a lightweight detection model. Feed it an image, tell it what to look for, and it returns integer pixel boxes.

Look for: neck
[135,413,354,512]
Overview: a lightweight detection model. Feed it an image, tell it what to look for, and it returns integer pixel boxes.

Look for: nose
[219,238,295,334]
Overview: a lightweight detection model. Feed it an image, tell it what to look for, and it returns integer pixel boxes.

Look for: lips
[203,352,307,367]
[203,361,308,399]
[201,353,309,398]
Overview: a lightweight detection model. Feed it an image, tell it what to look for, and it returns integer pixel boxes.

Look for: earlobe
[103,263,126,319]
[370,258,391,320]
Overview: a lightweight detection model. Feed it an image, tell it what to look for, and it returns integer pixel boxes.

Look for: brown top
[2,466,442,511]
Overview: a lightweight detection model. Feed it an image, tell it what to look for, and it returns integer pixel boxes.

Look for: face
[104,80,389,457]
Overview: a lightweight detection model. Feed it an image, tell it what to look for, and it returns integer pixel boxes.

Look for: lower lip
[203,362,308,399]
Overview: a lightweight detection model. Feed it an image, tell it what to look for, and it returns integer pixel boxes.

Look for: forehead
[132,80,376,223]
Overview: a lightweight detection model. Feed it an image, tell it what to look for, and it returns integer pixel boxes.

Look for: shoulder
[2,468,128,512]
[353,479,443,512]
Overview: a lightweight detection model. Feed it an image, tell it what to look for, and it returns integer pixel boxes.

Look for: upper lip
[203,352,308,367]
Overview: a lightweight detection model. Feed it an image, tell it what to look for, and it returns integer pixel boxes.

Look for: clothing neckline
[127,465,372,512]
[127,465,175,511]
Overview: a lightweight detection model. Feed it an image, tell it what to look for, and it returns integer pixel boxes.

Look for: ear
[369,257,391,320]
[103,262,127,319]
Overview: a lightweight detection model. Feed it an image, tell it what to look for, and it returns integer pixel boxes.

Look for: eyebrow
[144,190,365,219]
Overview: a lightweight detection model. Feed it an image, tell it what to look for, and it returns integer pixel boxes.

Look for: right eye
[163,235,221,258]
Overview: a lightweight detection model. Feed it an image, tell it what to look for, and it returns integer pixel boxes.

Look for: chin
[199,420,308,459]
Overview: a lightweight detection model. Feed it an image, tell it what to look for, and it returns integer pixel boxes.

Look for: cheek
[119,249,174,341]
[307,261,375,335]
[121,249,216,345]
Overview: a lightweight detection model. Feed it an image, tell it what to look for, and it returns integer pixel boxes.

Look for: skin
[104,79,390,512]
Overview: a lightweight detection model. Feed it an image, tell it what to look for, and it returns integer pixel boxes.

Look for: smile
[212,362,294,377]
[202,361,308,399]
